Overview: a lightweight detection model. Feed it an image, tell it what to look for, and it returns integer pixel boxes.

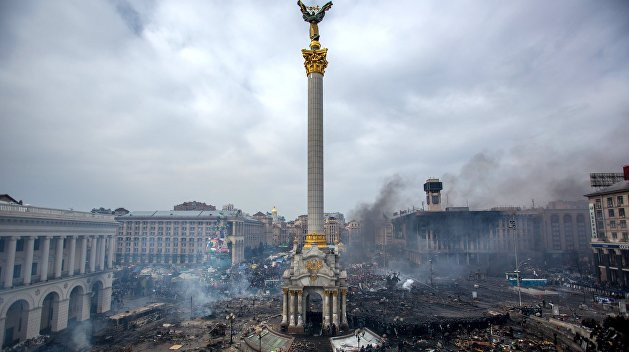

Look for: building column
[79,236,87,274]
[332,290,339,328]
[281,288,288,326]
[54,236,65,279]
[323,290,330,329]
[98,236,106,270]
[2,236,18,288]
[107,235,115,269]
[23,236,35,285]
[25,307,42,340]
[89,236,97,272]
[341,288,348,326]
[297,290,303,326]
[67,236,76,276]
[40,236,51,282]
[288,290,295,326]
[51,298,70,332]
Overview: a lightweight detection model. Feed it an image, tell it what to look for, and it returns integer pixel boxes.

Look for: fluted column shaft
[40,236,51,282]
[332,290,339,328]
[67,236,76,276]
[79,236,87,274]
[289,290,296,326]
[54,236,65,278]
[98,236,106,270]
[341,289,348,325]
[23,237,35,285]
[89,236,97,272]
[297,291,303,326]
[281,289,288,325]
[307,72,324,235]
[323,290,330,328]
[107,235,115,268]
[3,236,18,288]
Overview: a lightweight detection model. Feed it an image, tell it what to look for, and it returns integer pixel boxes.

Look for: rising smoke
[441,147,622,210]
[347,175,408,258]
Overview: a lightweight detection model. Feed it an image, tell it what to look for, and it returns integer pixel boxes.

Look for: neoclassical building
[115,209,265,266]
[0,199,117,348]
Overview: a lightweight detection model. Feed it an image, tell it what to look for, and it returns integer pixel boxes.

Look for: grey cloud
[0,0,628,219]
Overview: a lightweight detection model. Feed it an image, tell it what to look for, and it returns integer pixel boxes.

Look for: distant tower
[424,178,443,212]
[272,205,278,223]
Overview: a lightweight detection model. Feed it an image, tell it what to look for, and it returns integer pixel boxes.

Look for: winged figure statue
[297,1,333,41]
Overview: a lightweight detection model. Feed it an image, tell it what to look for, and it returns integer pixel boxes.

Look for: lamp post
[508,217,522,308]
[355,328,365,350]
[255,325,267,352]
[226,313,235,344]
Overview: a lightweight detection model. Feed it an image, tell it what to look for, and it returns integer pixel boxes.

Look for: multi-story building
[115,209,264,266]
[0,199,116,348]
[585,166,629,287]
[346,220,360,246]
[324,214,345,244]
[392,200,592,273]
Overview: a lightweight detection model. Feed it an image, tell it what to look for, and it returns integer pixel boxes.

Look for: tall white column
[341,288,348,326]
[89,236,97,272]
[79,236,87,274]
[288,290,295,326]
[307,72,325,236]
[323,290,330,329]
[67,235,76,276]
[23,236,35,285]
[99,235,106,270]
[40,236,51,282]
[297,290,303,326]
[54,236,65,278]
[281,288,288,325]
[3,236,18,288]
[332,290,339,328]
[107,235,115,268]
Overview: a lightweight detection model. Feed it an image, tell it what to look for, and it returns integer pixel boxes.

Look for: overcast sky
[1,0,628,219]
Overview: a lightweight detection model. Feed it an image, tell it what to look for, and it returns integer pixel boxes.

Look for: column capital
[8,236,20,241]
[302,47,328,76]
[56,235,66,239]
[282,287,289,294]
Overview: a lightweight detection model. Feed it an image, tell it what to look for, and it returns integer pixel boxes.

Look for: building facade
[586,166,629,288]
[115,210,265,266]
[0,201,116,348]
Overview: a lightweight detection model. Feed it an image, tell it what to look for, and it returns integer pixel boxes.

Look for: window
[612,232,618,239]
[607,197,614,207]
[618,196,624,205]
[13,264,21,278]
[609,209,615,218]
[34,239,40,251]
[621,220,627,229]
[623,232,628,241]
[620,208,626,218]
[31,263,38,276]
[16,239,24,252]
[0,239,4,252]
[610,220,616,228]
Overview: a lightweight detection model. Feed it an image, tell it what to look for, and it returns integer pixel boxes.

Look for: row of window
[597,195,626,208]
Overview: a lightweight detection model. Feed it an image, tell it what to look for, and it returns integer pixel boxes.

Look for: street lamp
[355,328,365,350]
[226,313,235,344]
[508,217,522,308]
[255,325,267,352]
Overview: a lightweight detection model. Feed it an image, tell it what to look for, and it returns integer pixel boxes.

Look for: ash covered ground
[18,250,629,352]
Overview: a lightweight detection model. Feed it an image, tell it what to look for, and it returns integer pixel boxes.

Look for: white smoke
[402,278,414,291]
